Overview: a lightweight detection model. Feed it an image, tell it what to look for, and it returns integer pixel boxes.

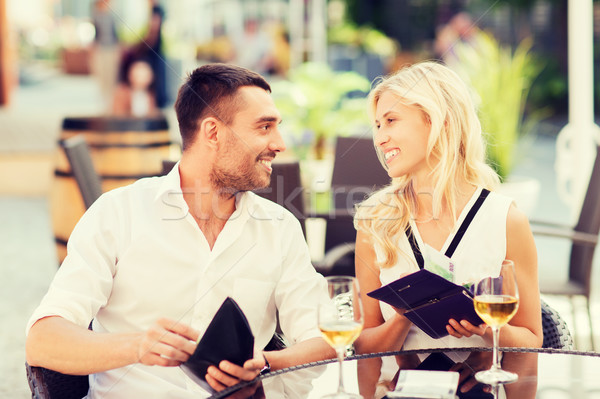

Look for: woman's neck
[412,177,475,223]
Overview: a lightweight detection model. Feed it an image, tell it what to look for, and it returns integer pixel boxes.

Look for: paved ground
[1,69,599,397]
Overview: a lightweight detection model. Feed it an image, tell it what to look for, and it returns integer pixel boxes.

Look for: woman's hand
[446,319,488,339]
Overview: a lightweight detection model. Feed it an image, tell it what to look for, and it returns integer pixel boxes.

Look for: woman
[112,58,159,117]
[353,62,542,359]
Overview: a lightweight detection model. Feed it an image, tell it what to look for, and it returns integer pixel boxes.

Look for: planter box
[61,48,91,75]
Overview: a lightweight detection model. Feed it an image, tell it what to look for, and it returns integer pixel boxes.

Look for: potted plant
[271,62,371,211]
[271,62,371,161]
[448,32,544,214]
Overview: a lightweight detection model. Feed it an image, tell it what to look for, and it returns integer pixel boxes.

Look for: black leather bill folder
[180,297,254,390]
[367,269,483,339]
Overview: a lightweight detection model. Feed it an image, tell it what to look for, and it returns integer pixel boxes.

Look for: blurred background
[1,0,600,396]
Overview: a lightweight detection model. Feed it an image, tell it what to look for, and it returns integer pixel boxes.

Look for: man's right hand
[26,316,199,375]
[137,318,199,367]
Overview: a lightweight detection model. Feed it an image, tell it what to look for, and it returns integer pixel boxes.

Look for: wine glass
[473,259,520,385]
[318,276,364,398]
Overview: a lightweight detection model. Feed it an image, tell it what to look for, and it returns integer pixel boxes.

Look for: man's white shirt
[27,164,326,398]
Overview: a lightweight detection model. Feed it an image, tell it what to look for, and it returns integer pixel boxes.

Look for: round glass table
[209,347,600,399]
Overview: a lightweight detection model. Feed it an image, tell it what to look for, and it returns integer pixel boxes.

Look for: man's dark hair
[174,63,271,150]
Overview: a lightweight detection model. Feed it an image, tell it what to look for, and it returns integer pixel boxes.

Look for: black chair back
[253,161,306,235]
[60,135,103,209]
[569,145,600,296]
[330,136,390,210]
[327,135,390,252]
[161,159,177,176]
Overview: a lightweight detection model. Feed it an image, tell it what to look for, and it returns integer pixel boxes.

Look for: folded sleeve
[26,192,123,335]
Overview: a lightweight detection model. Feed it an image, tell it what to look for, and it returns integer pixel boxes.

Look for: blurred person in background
[234,18,275,76]
[143,0,168,108]
[433,12,480,63]
[112,58,159,117]
[91,0,121,113]
[117,0,168,112]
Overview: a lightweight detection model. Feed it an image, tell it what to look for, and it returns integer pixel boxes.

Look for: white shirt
[27,164,327,398]
[377,188,513,364]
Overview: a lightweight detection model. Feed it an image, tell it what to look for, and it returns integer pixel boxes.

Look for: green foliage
[469,0,540,9]
[116,26,147,46]
[449,32,543,180]
[528,55,568,114]
[271,62,371,159]
[328,23,398,58]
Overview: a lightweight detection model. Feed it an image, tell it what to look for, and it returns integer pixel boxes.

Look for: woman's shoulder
[505,202,531,235]
[482,189,532,244]
[480,187,515,216]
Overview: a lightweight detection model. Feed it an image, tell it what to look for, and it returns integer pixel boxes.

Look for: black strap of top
[445,188,490,258]
[405,189,490,268]
[406,224,425,269]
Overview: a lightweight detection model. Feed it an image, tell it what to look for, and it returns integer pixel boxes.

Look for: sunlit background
[1,0,600,397]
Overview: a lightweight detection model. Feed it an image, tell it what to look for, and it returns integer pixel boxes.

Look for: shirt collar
[154,161,184,203]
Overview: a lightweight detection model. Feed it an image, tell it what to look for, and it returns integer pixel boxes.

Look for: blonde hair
[355,61,499,269]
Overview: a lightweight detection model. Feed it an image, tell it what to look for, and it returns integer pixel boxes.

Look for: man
[26,63,334,397]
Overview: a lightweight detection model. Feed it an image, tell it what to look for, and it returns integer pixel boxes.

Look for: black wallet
[180,297,254,390]
[367,269,483,339]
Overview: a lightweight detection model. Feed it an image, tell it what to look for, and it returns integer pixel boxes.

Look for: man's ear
[199,117,221,148]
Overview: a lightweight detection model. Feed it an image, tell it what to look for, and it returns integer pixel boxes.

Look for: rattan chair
[541,299,575,350]
[26,362,89,399]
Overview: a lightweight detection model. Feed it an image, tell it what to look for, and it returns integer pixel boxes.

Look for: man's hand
[137,318,199,367]
[205,354,266,391]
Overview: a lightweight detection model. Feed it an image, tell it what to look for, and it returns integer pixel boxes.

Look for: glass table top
[209,347,600,399]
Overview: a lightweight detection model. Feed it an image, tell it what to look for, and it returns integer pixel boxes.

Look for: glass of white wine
[473,259,520,385]
[318,276,364,398]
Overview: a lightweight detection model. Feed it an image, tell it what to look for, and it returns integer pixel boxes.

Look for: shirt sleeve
[274,214,328,344]
[26,192,122,335]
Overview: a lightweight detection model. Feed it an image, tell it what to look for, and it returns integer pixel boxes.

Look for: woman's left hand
[446,319,487,339]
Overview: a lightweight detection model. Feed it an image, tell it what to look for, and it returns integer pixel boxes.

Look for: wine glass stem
[336,348,346,393]
[491,326,501,371]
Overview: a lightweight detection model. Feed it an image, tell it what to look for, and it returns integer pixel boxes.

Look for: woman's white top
[376,187,513,363]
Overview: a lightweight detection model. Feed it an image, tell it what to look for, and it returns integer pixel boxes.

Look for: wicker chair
[26,362,89,399]
[541,299,575,350]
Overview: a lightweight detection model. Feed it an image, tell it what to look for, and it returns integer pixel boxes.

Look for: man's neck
[179,158,238,249]
[183,186,237,250]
